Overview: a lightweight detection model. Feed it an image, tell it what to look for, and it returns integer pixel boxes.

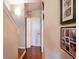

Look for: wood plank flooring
[22,46,42,59]
[18,48,25,59]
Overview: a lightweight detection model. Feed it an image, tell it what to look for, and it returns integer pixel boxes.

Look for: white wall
[43,0,76,59]
[3,4,18,59]
[10,4,26,49]
[18,29,25,48]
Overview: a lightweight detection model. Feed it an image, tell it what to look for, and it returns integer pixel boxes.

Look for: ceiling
[25,3,41,12]
[3,0,42,31]
[3,0,42,5]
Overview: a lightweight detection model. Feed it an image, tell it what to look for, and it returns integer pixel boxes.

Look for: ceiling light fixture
[14,7,21,16]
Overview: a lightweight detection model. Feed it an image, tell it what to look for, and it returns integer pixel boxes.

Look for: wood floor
[22,46,42,59]
[18,48,25,59]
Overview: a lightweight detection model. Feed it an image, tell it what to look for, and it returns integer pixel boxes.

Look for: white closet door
[31,17,41,46]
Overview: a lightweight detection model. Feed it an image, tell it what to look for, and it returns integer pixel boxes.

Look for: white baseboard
[20,50,26,59]
[18,47,25,49]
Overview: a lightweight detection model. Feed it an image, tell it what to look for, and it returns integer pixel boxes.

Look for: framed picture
[60,26,76,58]
[60,0,76,24]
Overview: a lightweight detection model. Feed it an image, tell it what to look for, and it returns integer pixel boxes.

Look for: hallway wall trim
[3,3,18,29]
[20,50,26,59]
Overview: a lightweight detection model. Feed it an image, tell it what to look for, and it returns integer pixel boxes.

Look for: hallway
[3,0,43,59]
[3,0,76,59]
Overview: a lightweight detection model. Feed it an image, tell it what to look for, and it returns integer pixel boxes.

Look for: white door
[31,17,41,46]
